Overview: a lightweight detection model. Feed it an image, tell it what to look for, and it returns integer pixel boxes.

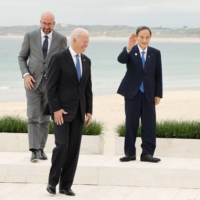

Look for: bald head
[40,11,55,35]
[41,11,55,20]
[71,28,89,54]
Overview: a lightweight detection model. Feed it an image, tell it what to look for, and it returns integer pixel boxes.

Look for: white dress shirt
[69,46,82,76]
[137,44,147,61]
[41,29,53,52]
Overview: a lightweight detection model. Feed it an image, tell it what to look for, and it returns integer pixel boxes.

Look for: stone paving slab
[1,183,200,200]
[1,152,200,189]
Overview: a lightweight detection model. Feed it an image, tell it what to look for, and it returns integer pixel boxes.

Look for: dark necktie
[75,54,81,82]
[140,51,146,93]
[42,35,48,59]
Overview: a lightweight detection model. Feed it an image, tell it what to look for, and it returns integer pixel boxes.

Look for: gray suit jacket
[18,28,67,90]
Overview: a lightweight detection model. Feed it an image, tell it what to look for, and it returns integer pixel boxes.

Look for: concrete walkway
[0,183,200,200]
[1,183,200,200]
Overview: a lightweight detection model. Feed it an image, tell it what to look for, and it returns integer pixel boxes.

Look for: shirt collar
[69,46,81,57]
[137,44,148,54]
[41,29,53,39]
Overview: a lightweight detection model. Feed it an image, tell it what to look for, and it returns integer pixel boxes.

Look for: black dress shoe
[140,154,161,163]
[46,185,56,195]
[120,155,136,162]
[59,188,75,196]
[38,149,48,160]
[30,150,39,163]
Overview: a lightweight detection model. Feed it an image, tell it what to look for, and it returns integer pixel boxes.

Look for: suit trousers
[124,91,156,156]
[26,78,50,150]
[48,105,83,189]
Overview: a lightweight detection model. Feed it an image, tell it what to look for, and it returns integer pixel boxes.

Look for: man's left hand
[155,97,161,105]
[85,113,92,127]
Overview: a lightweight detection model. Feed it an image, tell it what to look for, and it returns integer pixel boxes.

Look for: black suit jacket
[46,48,92,122]
[117,45,162,102]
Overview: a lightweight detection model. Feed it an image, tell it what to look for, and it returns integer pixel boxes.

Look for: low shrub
[0,115,27,133]
[83,120,104,135]
[0,116,104,136]
[116,120,200,139]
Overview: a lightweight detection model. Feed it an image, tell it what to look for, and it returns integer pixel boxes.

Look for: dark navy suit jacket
[117,45,162,102]
[46,48,93,122]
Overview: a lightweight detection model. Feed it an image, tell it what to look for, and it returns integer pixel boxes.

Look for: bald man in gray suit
[18,11,67,163]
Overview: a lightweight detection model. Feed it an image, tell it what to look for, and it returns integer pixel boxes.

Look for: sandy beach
[0,90,199,132]
[0,90,199,155]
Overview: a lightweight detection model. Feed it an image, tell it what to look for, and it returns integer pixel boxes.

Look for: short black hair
[136,26,152,36]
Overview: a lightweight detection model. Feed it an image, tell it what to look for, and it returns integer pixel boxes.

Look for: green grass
[49,121,54,134]
[0,115,27,133]
[49,120,104,135]
[0,116,104,136]
[116,120,200,139]
[116,123,127,137]
[82,120,104,136]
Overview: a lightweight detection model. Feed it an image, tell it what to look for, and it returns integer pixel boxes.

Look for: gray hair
[70,28,89,43]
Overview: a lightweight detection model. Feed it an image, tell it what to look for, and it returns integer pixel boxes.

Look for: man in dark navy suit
[46,28,92,196]
[117,26,162,163]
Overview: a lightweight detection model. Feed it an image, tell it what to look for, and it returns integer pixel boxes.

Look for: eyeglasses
[41,22,54,27]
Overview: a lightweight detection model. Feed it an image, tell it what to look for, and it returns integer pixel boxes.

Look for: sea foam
[0,87,10,90]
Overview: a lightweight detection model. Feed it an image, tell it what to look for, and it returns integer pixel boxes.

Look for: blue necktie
[75,54,81,82]
[140,51,145,93]
[42,35,48,59]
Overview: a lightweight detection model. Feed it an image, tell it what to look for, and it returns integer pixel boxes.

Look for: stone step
[0,133,103,154]
[1,133,200,158]
[1,152,200,189]
[116,137,200,157]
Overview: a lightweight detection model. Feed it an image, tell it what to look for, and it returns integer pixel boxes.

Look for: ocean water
[0,37,200,102]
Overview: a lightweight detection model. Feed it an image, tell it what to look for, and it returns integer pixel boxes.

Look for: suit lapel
[46,31,58,61]
[132,45,143,71]
[64,48,79,81]
[144,47,152,71]
[35,29,43,59]
[132,45,152,71]
[80,54,86,83]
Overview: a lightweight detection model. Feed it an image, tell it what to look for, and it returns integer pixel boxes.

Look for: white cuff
[126,48,131,53]
[23,73,29,78]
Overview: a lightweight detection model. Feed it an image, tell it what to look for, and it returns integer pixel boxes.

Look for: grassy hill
[1,24,200,38]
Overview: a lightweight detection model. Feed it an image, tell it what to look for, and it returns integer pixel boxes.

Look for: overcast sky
[1,0,200,28]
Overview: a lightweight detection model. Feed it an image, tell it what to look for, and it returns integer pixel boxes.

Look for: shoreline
[1,88,200,103]
[1,35,200,42]
[91,37,200,42]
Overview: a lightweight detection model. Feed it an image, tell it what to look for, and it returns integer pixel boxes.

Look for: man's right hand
[54,109,68,125]
[127,34,137,51]
[24,74,35,90]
